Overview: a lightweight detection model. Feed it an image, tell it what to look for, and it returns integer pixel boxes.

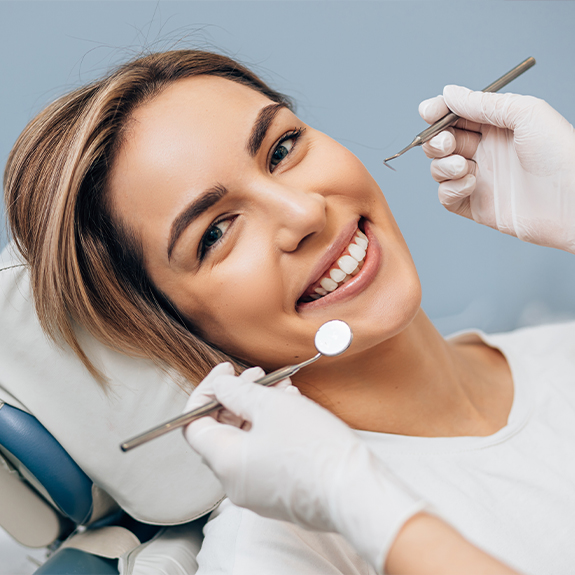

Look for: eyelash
[269,127,305,172]
[198,127,305,261]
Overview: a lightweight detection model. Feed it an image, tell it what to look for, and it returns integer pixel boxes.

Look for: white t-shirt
[196,321,575,575]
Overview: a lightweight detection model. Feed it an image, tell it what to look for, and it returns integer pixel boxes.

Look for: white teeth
[304,228,369,302]
[329,268,347,283]
[338,255,359,275]
[348,244,366,261]
[354,236,368,250]
[353,260,365,275]
[320,277,338,292]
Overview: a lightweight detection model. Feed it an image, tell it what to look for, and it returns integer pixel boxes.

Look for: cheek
[310,135,371,181]
[381,260,421,320]
[366,249,422,345]
[182,249,284,354]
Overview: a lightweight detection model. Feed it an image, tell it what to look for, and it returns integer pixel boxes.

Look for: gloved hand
[419,85,575,253]
[183,363,426,573]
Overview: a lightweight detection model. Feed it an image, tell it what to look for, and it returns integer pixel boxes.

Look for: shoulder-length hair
[4,50,293,387]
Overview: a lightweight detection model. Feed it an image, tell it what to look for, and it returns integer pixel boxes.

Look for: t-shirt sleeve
[196,499,374,575]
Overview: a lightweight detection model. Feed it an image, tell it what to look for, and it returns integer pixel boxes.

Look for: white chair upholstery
[0,243,224,526]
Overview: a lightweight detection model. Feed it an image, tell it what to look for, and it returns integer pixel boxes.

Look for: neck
[292,309,513,437]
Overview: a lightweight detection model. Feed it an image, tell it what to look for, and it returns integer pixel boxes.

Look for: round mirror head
[314,320,353,357]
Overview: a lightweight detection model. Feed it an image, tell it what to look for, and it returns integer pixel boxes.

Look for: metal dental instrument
[383,56,536,168]
[120,320,353,452]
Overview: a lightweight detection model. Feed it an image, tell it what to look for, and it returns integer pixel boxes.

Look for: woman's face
[108,76,421,370]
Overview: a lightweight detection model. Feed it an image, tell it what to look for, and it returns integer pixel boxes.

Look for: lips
[296,218,381,310]
[298,227,368,303]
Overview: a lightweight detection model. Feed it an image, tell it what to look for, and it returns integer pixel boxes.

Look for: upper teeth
[337,255,359,275]
[314,229,368,296]
[329,268,346,283]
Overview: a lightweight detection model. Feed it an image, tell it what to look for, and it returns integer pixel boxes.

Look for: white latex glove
[183,363,426,574]
[419,85,575,253]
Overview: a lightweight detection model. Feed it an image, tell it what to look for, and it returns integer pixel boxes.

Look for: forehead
[124,75,274,169]
[108,76,275,242]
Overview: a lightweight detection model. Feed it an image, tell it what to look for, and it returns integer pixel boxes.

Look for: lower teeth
[304,260,364,302]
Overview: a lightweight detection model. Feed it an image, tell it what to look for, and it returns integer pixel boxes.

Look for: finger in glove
[419,95,449,124]
[422,130,456,158]
[430,155,476,183]
[437,174,476,219]
[184,362,235,413]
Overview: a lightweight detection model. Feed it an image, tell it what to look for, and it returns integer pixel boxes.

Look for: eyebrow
[167,184,228,260]
[167,103,287,260]
[247,102,288,157]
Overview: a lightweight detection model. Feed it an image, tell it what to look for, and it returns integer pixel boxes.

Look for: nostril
[279,230,316,254]
[298,232,316,249]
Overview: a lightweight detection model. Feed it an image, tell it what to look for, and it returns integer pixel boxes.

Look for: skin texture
[109,76,513,437]
[386,512,519,575]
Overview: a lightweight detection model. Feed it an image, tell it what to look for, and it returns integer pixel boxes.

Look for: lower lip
[296,221,382,311]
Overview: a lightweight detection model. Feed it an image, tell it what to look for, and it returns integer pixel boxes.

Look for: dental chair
[0,243,224,573]
[0,400,136,574]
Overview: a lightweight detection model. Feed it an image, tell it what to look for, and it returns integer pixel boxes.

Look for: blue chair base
[35,548,118,575]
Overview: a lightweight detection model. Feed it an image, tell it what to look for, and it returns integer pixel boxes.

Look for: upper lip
[296,218,361,302]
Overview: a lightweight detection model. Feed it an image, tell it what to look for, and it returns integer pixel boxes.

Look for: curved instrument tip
[383,160,397,172]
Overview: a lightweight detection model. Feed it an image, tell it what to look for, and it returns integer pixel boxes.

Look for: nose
[260,183,327,252]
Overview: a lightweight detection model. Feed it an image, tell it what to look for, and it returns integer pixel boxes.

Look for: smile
[298,228,368,303]
[296,217,382,311]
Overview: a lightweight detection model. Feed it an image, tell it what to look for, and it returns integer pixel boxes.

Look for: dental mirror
[121,319,353,452]
[314,319,353,356]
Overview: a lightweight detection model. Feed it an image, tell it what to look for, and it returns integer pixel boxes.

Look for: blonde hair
[4,50,293,387]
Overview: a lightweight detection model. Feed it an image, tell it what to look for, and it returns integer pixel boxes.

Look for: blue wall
[2,1,574,334]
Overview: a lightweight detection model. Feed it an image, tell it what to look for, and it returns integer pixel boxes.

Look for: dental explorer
[120,320,353,452]
[383,56,536,168]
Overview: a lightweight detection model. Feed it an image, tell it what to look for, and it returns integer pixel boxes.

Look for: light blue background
[1,1,574,335]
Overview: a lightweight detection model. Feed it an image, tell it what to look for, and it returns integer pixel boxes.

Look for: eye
[269,128,304,172]
[270,139,294,169]
[199,218,233,260]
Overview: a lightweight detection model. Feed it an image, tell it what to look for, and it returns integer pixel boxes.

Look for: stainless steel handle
[383,57,536,165]
[417,57,536,145]
[120,353,321,452]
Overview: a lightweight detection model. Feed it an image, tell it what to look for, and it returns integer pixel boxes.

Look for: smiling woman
[5,51,294,385]
[105,71,420,374]
[5,49,575,575]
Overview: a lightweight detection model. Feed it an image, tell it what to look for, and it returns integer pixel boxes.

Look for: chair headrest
[0,244,224,524]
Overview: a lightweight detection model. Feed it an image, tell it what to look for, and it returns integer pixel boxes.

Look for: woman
[182,84,575,575]
[5,50,575,574]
